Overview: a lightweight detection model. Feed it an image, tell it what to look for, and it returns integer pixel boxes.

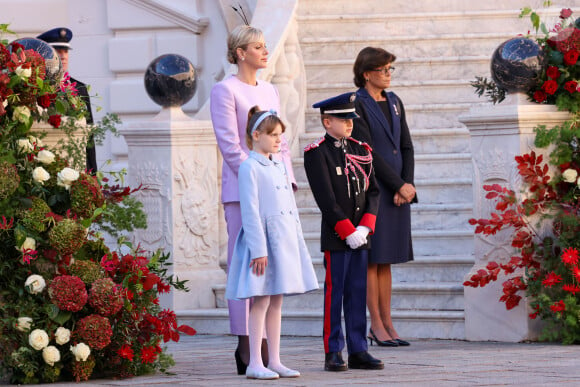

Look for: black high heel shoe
[367,328,398,347]
[235,349,248,375]
[394,338,410,346]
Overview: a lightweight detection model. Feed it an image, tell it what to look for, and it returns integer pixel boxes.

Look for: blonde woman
[210,25,296,374]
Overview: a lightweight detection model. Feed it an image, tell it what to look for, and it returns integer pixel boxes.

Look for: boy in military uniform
[303,92,383,372]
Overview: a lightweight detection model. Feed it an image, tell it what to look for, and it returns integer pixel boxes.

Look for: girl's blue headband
[251,109,277,134]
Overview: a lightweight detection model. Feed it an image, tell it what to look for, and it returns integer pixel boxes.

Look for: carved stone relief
[173,150,219,267]
[132,160,170,252]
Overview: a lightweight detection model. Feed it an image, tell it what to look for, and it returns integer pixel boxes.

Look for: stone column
[121,107,226,311]
[459,93,569,342]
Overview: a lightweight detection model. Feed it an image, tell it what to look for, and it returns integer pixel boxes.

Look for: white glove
[346,230,366,249]
[356,225,370,240]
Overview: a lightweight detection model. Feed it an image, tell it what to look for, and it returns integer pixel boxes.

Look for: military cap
[37,27,73,50]
[312,92,359,119]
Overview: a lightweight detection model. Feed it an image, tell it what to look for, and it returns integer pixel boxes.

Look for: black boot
[348,351,384,370]
[324,352,347,371]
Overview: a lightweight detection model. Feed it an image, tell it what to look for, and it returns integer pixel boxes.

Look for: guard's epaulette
[304,136,325,152]
[347,137,372,152]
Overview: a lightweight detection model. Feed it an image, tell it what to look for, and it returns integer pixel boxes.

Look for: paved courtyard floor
[17,334,580,386]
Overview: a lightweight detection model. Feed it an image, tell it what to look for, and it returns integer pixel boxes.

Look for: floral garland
[468,6,580,343]
[0,26,195,384]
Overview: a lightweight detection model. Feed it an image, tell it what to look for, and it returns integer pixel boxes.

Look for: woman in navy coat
[352,47,416,347]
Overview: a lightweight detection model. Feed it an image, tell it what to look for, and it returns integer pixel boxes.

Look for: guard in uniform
[303,92,383,372]
[37,27,97,173]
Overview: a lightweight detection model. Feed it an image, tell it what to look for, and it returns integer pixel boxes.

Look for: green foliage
[95,196,147,239]
[470,76,506,104]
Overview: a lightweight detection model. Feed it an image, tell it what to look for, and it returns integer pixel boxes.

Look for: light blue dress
[226,151,318,300]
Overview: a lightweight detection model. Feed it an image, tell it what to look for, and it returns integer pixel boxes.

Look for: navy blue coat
[352,88,415,264]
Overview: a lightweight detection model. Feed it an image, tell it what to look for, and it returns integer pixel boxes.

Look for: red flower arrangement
[48,217,87,256]
[48,114,61,128]
[0,25,195,384]
[140,346,159,364]
[88,278,123,316]
[562,284,580,294]
[74,314,113,350]
[48,275,88,312]
[550,300,566,313]
[117,345,134,361]
[527,8,580,106]
[542,272,562,288]
[70,173,105,218]
[562,247,579,266]
[70,356,96,383]
[468,6,580,345]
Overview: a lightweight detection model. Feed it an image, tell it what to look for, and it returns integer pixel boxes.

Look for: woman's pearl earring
[241,57,245,61]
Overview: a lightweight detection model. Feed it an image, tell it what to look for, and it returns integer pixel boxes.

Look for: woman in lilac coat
[210,25,296,374]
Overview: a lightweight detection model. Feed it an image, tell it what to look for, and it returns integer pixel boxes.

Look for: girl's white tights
[247,294,294,374]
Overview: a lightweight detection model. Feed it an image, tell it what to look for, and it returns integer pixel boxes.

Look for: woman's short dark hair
[353,47,396,88]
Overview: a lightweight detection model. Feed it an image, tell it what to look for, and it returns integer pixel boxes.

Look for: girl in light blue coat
[226,107,318,380]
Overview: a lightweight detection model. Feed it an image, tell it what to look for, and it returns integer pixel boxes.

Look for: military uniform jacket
[304,133,380,251]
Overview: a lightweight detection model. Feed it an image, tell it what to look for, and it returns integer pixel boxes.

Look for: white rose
[36,150,55,165]
[562,168,578,183]
[17,138,34,153]
[29,329,49,350]
[15,65,32,78]
[55,327,71,345]
[2,99,7,108]
[42,346,60,366]
[32,166,50,184]
[28,135,43,147]
[24,274,45,294]
[12,106,31,124]
[70,343,91,362]
[18,237,36,253]
[57,167,80,190]
[16,317,33,332]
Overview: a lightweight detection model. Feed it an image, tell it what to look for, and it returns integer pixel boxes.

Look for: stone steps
[300,32,517,60]
[302,229,473,257]
[297,10,529,38]
[299,202,473,232]
[297,128,472,154]
[295,177,473,208]
[212,282,465,311]
[307,80,483,106]
[305,56,492,84]
[296,0,548,14]
[306,254,474,283]
[179,308,466,339]
[300,125,473,152]
[292,152,472,181]
[304,102,487,131]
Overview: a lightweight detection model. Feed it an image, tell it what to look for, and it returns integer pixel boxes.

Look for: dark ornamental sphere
[144,54,197,107]
[490,37,545,93]
[10,38,63,81]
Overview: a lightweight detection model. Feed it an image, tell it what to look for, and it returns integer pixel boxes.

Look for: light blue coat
[226,151,318,300]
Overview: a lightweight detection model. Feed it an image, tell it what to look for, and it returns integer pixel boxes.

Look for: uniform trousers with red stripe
[323,249,369,354]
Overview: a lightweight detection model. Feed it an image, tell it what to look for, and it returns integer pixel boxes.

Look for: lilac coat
[210,75,296,203]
